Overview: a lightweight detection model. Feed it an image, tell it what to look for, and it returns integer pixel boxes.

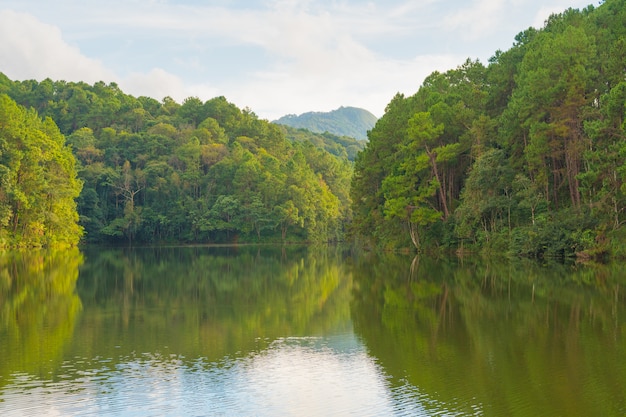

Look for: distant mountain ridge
[273,106,377,140]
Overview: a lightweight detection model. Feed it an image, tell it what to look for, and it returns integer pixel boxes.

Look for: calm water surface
[1,246,625,416]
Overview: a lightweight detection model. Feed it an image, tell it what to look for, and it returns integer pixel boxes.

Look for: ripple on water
[3,336,508,416]
[1,335,422,416]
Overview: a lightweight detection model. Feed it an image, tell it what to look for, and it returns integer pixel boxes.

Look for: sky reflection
[1,334,431,416]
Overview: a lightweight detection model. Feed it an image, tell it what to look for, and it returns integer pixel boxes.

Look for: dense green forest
[2,0,626,256]
[274,106,377,141]
[351,0,626,258]
[0,76,354,245]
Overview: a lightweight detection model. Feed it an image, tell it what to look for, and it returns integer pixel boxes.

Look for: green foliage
[351,0,626,259]
[509,209,599,258]
[1,78,353,244]
[278,125,366,161]
[455,148,515,243]
[4,0,626,254]
[0,95,82,247]
[350,93,417,249]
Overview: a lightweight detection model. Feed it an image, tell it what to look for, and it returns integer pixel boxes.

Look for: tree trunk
[427,147,450,219]
[408,221,420,250]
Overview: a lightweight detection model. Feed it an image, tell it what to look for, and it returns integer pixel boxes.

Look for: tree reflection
[0,249,83,385]
[74,245,353,363]
[350,252,626,416]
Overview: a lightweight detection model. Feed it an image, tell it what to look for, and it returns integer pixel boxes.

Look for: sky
[0,0,595,121]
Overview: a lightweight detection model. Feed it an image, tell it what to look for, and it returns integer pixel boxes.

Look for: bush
[509,209,598,258]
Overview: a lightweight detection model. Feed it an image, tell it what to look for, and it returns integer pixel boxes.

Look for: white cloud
[444,0,506,40]
[0,9,114,83]
[0,9,218,106]
[387,0,438,19]
[229,53,462,120]
[532,6,565,28]
[4,0,597,122]
[0,4,468,121]
[121,68,189,102]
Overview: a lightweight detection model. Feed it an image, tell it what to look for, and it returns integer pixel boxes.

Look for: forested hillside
[278,125,366,161]
[0,75,353,244]
[274,106,377,140]
[3,0,625,255]
[351,0,626,258]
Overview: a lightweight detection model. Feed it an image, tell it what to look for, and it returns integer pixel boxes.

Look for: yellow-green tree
[0,95,83,247]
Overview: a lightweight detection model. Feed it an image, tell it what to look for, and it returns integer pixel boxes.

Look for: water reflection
[2,247,626,416]
[74,245,354,360]
[3,245,397,417]
[2,335,400,417]
[0,249,83,383]
[351,252,626,417]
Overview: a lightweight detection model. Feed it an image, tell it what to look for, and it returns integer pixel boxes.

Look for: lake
[1,246,625,416]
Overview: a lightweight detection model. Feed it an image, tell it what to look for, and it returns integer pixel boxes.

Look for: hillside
[273,106,377,140]
[0,76,354,245]
[351,0,626,258]
[277,125,366,161]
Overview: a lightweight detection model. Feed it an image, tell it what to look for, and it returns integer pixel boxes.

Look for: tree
[243,195,272,240]
[274,200,303,241]
[208,195,241,240]
[351,93,415,248]
[0,94,82,247]
[455,149,515,242]
[509,24,596,210]
[382,172,440,250]
[406,112,453,219]
[102,160,144,244]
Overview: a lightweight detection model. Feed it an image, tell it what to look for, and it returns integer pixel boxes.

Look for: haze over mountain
[273,107,377,141]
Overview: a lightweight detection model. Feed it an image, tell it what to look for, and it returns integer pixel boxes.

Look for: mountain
[277,125,366,161]
[273,106,377,140]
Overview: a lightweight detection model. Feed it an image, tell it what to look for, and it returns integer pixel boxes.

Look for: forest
[351,0,626,258]
[1,0,626,258]
[0,77,356,246]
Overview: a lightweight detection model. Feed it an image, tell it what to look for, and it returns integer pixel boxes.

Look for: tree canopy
[0,77,355,244]
[351,0,626,258]
[0,95,82,247]
[3,0,626,256]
